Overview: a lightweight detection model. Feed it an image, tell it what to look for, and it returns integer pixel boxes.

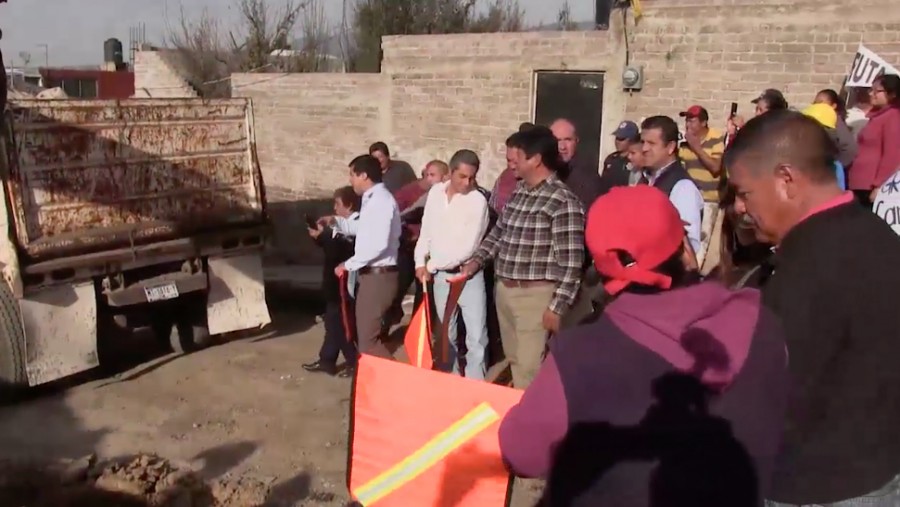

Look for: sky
[0,0,594,67]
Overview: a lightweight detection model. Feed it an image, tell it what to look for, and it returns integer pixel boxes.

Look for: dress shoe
[302,360,337,375]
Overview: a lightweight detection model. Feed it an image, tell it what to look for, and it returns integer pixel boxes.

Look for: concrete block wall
[132,49,198,99]
[234,73,388,201]
[382,28,627,183]
[233,73,388,263]
[233,0,900,263]
[628,0,900,125]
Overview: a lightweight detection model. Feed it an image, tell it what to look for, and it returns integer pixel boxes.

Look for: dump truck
[0,98,271,397]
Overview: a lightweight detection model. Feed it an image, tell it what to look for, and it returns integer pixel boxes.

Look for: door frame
[530,70,607,169]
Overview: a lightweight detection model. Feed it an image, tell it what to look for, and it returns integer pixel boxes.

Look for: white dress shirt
[339,183,401,272]
[331,212,360,295]
[334,213,360,237]
[647,162,704,253]
[414,182,490,272]
[332,212,359,238]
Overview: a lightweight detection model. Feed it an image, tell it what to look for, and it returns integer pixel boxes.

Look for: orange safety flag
[404,276,468,370]
[436,276,467,366]
[403,291,434,368]
[348,355,523,507]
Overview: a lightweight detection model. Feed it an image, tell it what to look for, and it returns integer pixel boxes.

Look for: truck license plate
[144,283,179,302]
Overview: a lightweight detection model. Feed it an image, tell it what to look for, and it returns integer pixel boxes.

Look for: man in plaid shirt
[462,126,585,389]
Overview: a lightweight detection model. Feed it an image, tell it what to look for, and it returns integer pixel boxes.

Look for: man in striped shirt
[679,105,726,266]
[679,105,726,202]
[461,126,585,389]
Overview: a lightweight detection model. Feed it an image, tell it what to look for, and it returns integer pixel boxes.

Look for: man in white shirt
[414,150,490,379]
[334,154,402,360]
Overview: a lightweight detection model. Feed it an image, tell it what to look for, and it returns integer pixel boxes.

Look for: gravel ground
[0,282,542,506]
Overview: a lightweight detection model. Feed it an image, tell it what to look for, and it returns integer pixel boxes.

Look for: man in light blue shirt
[333,154,402,360]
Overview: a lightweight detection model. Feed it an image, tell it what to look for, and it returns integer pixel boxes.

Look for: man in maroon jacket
[499,185,788,506]
[385,160,448,325]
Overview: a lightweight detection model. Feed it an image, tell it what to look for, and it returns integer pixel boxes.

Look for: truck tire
[0,280,28,400]
[169,318,211,354]
[151,296,211,354]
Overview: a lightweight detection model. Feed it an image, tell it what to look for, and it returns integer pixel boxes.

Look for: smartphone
[729,102,738,120]
[304,214,318,229]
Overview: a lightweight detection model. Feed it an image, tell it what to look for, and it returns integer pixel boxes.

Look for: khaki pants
[495,281,556,389]
[700,206,727,277]
[355,270,398,359]
[697,202,719,269]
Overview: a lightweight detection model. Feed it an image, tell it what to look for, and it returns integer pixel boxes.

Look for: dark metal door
[534,71,605,173]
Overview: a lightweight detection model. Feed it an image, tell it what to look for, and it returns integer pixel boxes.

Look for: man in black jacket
[598,120,640,196]
[727,110,900,506]
[550,118,603,209]
[303,186,360,377]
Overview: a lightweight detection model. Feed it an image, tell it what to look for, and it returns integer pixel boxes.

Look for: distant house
[40,67,135,99]
[285,35,347,72]
[4,67,42,88]
[6,65,135,99]
[270,48,346,72]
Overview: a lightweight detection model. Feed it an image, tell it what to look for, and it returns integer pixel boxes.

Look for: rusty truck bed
[4,98,265,261]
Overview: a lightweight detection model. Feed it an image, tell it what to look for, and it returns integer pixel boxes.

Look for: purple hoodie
[499,282,789,506]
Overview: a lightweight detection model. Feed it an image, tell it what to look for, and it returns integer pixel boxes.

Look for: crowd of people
[304,75,900,506]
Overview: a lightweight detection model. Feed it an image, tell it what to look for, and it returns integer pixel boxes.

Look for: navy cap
[613,120,639,140]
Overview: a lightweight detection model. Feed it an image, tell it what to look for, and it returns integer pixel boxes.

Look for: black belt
[438,266,461,274]
[359,266,398,275]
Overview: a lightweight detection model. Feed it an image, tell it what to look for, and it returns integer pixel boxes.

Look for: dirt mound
[0,454,271,507]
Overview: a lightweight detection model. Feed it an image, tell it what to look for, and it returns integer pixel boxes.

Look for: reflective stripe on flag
[353,402,500,505]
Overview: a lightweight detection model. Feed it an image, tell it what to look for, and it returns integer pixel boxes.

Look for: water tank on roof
[103,38,124,67]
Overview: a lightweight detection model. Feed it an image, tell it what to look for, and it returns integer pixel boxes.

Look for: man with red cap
[498,185,789,506]
[679,105,726,202]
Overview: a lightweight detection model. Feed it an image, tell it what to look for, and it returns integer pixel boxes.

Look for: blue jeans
[432,270,488,380]
[766,474,900,507]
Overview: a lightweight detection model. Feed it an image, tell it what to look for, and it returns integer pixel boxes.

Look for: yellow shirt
[679,127,725,202]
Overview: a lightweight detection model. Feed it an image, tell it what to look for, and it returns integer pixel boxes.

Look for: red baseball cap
[585,186,686,296]
[678,105,709,121]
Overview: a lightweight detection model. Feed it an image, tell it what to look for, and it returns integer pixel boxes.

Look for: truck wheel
[168,308,211,354]
[0,280,28,400]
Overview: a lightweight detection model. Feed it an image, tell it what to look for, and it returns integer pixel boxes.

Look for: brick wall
[233,73,388,263]
[132,49,198,99]
[234,0,900,263]
[628,0,900,125]
[233,73,388,201]
[382,29,627,183]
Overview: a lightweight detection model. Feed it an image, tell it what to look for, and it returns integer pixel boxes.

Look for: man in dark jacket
[727,110,900,505]
[599,120,640,195]
[551,118,603,209]
[500,185,788,506]
[640,116,704,254]
[303,186,360,377]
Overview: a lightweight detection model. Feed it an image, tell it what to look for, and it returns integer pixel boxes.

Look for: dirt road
[0,284,350,506]
[0,282,541,506]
